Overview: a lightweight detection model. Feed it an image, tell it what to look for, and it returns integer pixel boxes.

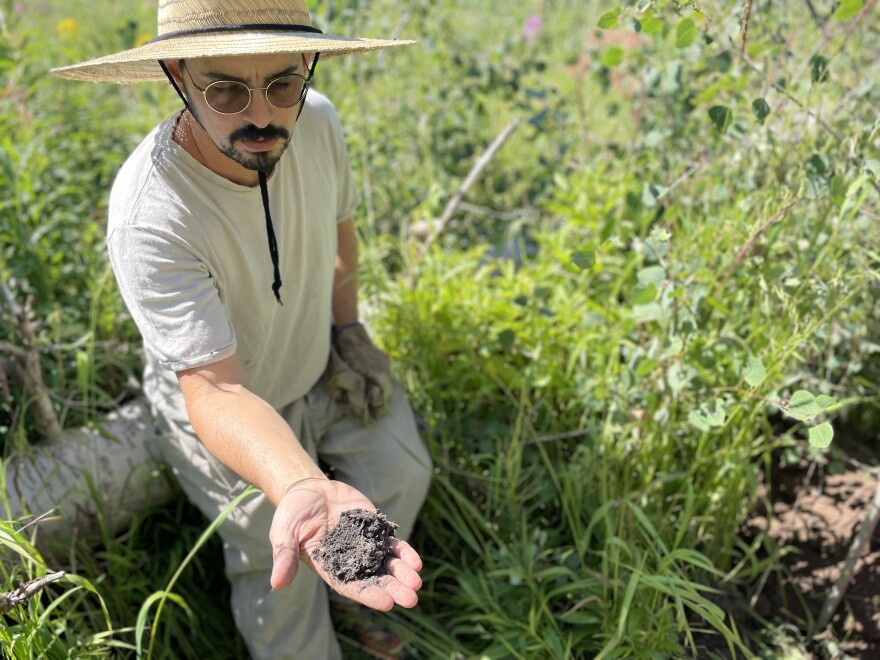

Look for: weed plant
[0,0,878,657]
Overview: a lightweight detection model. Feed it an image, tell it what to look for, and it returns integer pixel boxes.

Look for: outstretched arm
[176,354,422,608]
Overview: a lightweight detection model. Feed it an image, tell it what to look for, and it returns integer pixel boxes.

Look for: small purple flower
[523,15,543,41]
[14,3,24,13]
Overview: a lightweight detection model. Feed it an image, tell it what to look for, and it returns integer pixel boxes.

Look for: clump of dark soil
[312,509,398,583]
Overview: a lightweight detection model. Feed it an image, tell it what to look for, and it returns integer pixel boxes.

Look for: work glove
[332,323,393,420]
[322,344,369,422]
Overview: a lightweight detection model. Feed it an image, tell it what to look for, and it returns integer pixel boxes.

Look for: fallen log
[3,398,175,554]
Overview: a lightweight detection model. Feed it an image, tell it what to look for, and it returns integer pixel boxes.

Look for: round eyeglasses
[182,64,310,115]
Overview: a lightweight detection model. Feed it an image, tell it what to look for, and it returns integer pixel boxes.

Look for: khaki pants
[156,380,433,659]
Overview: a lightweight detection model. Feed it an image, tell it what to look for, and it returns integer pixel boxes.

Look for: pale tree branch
[0,571,66,614]
[0,282,62,439]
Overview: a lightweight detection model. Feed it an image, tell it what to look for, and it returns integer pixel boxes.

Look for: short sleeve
[107,224,237,372]
[328,107,359,222]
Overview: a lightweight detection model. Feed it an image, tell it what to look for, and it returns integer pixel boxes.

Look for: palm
[268,479,422,610]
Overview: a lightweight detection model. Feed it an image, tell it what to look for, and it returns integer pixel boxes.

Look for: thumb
[270,538,301,590]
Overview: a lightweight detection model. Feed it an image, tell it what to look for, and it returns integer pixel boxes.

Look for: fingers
[389,538,423,571]
[381,577,419,609]
[386,557,422,592]
[349,583,395,611]
[270,542,300,591]
[334,574,418,611]
[366,380,384,409]
[328,371,368,419]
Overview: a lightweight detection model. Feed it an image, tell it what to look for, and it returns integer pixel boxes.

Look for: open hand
[267,478,422,610]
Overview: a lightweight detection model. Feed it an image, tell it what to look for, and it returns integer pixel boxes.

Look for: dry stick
[816,475,880,632]
[425,119,520,248]
[715,200,799,294]
[525,428,592,446]
[0,284,62,439]
[802,0,826,29]
[0,571,66,614]
[740,0,754,59]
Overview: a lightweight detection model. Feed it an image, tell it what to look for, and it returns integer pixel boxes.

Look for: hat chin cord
[158,54,321,305]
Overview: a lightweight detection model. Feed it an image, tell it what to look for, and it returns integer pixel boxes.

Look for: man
[53,1,432,658]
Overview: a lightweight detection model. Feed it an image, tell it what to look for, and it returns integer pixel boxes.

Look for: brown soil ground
[741,436,880,658]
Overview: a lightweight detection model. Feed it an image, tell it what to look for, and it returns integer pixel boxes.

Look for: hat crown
[158,0,311,36]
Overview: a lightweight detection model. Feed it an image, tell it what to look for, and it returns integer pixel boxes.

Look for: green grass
[1,0,878,657]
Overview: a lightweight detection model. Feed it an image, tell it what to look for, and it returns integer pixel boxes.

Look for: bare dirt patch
[741,442,880,657]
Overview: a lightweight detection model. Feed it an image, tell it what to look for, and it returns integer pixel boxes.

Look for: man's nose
[242,89,273,128]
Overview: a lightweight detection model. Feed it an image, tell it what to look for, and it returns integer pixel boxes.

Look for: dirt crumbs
[312,509,398,583]
[741,442,880,658]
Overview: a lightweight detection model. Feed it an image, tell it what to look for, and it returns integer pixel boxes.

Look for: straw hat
[52,0,413,83]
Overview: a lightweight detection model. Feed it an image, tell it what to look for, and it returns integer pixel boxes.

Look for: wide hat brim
[52,31,414,83]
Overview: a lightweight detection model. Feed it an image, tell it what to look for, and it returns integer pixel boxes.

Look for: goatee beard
[221,124,291,172]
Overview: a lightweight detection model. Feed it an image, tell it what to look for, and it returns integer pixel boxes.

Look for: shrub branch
[0,283,62,440]
[0,571,66,614]
[715,199,799,293]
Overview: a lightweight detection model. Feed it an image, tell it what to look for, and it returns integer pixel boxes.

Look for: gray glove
[332,323,393,420]
[322,344,369,422]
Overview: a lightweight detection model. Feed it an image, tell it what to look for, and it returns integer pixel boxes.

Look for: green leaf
[498,329,516,350]
[841,173,872,221]
[708,105,733,134]
[597,9,620,29]
[743,356,766,387]
[689,411,709,432]
[783,390,832,421]
[632,302,664,323]
[637,266,666,287]
[571,250,595,270]
[602,46,624,67]
[689,402,726,431]
[752,98,770,124]
[706,400,726,427]
[815,394,836,410]
[642,182,668,207]
[632,283,658,304]
[809,422,834,448]
[637,358,660,377]
[810,54,830,83]
[640,13,664,34]
[833,0,864,21]
[676,18,697,48]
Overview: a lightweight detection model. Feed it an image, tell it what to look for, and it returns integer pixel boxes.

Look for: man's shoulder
[108,116,185,232]
[303,89,337,116]
[299,90,344,132]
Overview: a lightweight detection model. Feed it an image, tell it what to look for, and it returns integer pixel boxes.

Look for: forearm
[183,380,325,505]
[332,218,359,327]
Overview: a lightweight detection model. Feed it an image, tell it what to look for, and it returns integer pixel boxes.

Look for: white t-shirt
[107,91,358,416]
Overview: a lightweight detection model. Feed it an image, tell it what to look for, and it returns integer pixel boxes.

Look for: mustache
[229,124,290,143]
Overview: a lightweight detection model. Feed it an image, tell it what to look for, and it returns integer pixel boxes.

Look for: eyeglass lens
[205,74,308,114]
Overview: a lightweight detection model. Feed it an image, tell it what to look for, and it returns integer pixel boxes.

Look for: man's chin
[223,141,288,172]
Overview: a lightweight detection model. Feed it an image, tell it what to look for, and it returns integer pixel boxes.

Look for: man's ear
[303,52,316,76]
[161,58,184,87]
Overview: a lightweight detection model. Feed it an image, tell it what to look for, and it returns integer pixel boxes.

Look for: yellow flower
[134,33,152,48]
[56,18,81,39]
